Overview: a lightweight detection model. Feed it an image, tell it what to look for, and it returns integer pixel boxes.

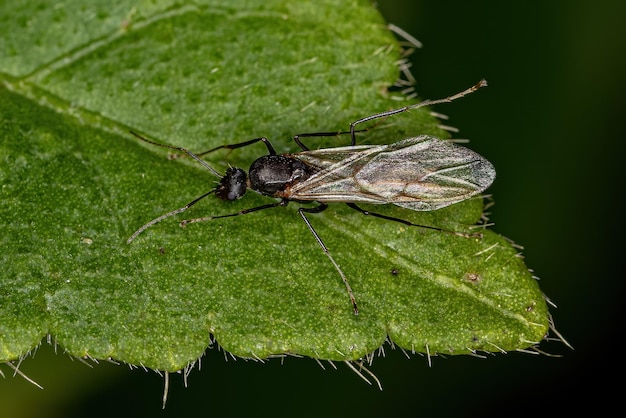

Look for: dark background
[2,1,624,416]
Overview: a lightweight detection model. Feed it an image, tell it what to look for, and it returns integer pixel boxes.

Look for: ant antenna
[127,131,226,243]
[129,131,223,178]
[127,190,215,244]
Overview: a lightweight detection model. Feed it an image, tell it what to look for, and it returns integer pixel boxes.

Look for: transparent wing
[289,135,495,211]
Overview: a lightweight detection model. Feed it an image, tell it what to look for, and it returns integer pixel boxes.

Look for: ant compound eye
[216,168,247,201]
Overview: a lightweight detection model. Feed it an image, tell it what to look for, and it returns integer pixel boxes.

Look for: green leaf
[1,0,549,371]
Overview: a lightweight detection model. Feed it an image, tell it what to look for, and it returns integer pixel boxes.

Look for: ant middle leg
[293,129,367,151]
[294,102,409,150]
[298,203,359,315]
[293,116,391,150]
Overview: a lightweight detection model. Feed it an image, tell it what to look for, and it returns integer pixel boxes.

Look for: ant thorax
[248,155,320,196]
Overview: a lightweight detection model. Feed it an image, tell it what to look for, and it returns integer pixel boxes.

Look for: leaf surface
[0,0,549,370]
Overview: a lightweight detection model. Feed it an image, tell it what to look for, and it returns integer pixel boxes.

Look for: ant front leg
[180,199,288,226]
[195,137,278,157]
[181,137,278,157]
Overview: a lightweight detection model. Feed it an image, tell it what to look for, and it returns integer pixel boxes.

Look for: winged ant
[127,80,494,315]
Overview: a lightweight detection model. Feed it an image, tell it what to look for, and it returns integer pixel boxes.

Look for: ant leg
[298,204,359,315]
[180,199,288,226]
[293,122,386,150]
[345,203,482,239]
[131,132,277,159]
[349,79,487,144]
[192,137,278,157]
[292,130,364,151]
[292,80,485,150]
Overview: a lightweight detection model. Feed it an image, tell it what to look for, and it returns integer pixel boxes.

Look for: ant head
[216,167,247,201]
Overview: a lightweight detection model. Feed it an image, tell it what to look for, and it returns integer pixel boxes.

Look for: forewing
[289,144,392,204]
[290,135,495,211]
